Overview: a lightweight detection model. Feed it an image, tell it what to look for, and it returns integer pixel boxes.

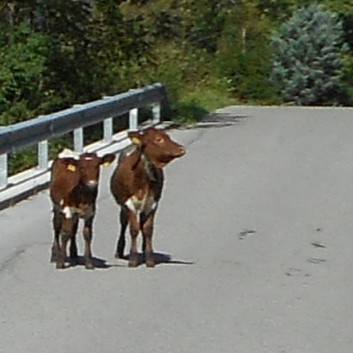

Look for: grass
[171,81,237,125]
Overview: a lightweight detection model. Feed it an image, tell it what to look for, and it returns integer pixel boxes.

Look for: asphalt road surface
[1,106,353,353]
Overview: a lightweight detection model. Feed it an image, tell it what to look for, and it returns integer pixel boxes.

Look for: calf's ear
[101,153,116,167]
[128,131,144,145]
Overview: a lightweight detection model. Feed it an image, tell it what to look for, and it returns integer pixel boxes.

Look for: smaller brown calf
[49,149,115,269]
[110,127,186,267]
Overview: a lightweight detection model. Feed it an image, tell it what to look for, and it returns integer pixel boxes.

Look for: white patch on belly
[62,205,94,219]
[63,206,73,219]
[125,198,136,212]
[125,195,158,215]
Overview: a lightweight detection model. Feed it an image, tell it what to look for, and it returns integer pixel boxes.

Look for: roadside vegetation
[1,0,353,172]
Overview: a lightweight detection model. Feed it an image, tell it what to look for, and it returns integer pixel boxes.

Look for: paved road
[1,106,353,353]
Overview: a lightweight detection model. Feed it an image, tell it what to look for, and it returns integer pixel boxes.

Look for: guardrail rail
[0,82,170,209]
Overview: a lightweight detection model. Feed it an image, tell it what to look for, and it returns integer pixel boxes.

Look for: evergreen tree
[270,4,348,105]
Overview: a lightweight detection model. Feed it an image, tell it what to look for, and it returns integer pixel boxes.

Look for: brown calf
[110,127,186,267]
[49,149,115,269]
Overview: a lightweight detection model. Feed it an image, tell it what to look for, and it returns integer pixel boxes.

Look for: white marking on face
[58,148,80,160]
[84,156,93,160]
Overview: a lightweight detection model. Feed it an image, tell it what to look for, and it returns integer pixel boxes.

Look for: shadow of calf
[119,252,194,268]
[68,256,113,269]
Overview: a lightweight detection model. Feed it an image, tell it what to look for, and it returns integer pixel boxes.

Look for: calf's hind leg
[83,217,95,270]
[69,216,79,265]
[115,207,128,259]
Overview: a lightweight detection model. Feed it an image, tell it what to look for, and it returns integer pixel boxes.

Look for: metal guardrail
[0,82,170,190]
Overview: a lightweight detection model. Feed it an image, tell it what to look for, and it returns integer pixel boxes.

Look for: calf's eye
[155,137,164,144]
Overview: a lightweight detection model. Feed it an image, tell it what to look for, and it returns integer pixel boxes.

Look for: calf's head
[61,151,116,188]
[129,127,186,168]
[78,152,116,188]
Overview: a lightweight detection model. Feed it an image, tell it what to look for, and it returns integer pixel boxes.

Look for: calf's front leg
[141,212,155,268]
[56,217,72,269]
[50,209,62,263]
[128,210,140,267]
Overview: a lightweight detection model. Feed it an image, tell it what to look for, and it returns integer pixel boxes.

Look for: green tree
[216,0,275,101]
[270,4,348,105]
[33,0,101,104]
[0,23,52,125]
[92,0,154,93]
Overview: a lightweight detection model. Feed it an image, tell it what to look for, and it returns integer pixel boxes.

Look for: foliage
[1,0,353,129]
[215,1,277,102]
[93,0,154,93]
[34,0,101,105]
[0,23,52,125]
[270,4,348,105]
[2,0,353,174]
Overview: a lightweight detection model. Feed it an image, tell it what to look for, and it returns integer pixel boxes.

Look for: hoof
[56,261,66,269]
[128,258,139,268]
[84,256,94,269]
[128,252,139,267]
[146,258,155,268]
[70,251,78,259]
[128,260,138,268]
[70,257,79,266]
[85,263,95,270]
[50,249,58,263]
[146,261,155,268]
[145,253,155,268]
[115,251,124,259]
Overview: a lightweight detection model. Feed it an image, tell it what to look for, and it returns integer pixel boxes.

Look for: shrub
[270,4,348,105]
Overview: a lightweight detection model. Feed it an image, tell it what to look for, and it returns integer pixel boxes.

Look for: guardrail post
[0,83,170,193]
[129,108,138,131]
[152,103,161,125]
[160,84,170,120]
[38,140,48,170]
[74,128,84,153]
[0,154,8,189]
[103,117,113,143]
